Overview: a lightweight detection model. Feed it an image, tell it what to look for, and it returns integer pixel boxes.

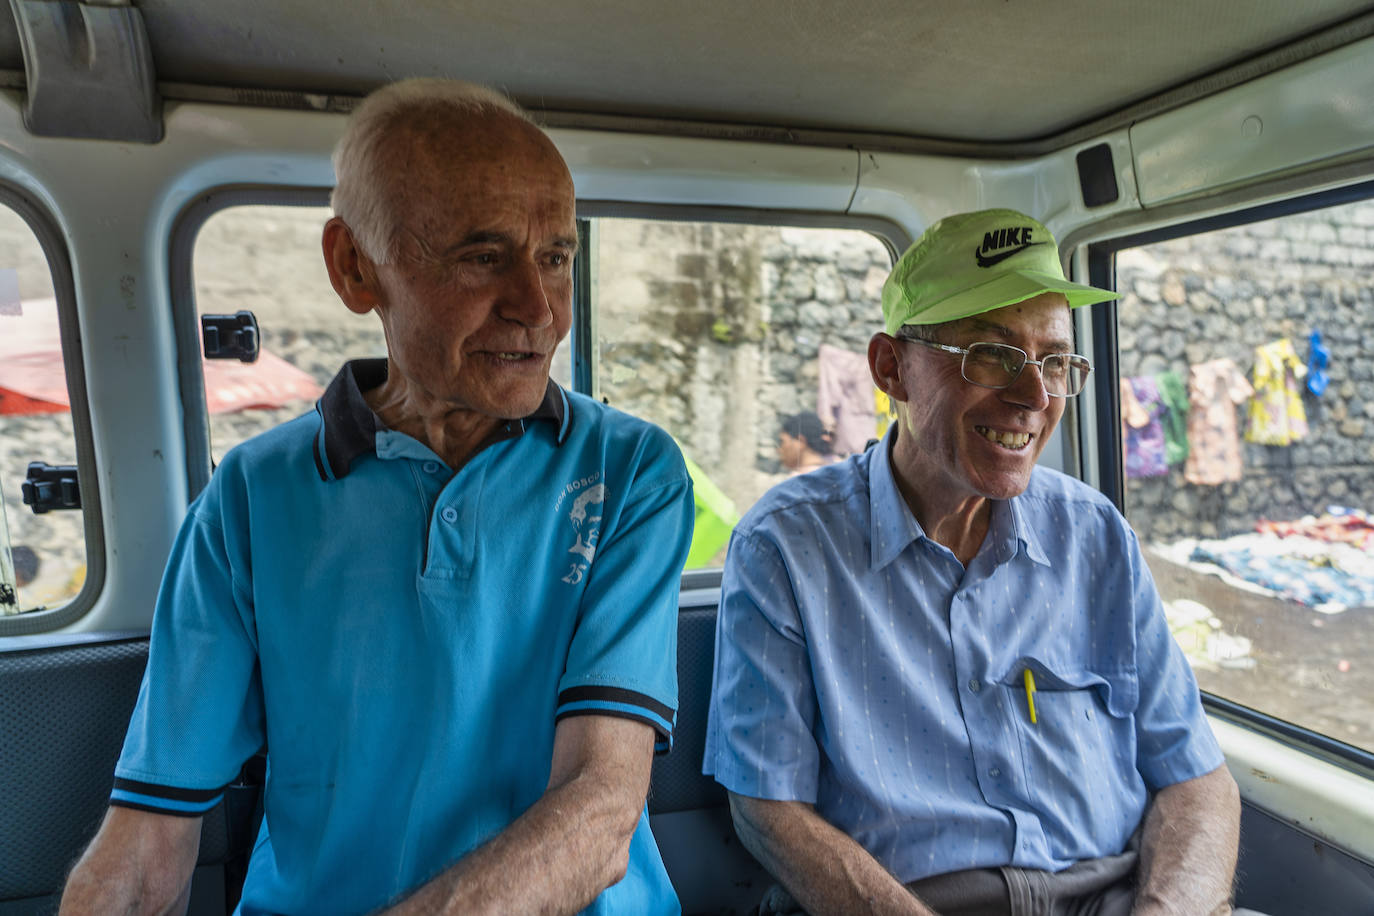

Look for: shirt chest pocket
[997,658,1145,854]
[1001,659,1139,720]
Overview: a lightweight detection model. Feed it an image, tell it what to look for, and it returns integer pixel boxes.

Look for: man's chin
[471,376,550,420]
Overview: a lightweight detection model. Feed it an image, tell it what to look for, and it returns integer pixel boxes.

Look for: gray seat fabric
[0,633,236,904]
[649,605,727,816]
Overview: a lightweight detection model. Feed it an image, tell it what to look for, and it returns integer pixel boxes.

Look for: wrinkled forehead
[949,293,1074,346]
[393,113,576,240]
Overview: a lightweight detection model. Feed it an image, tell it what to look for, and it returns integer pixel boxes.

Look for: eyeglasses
[898,335,1092,397]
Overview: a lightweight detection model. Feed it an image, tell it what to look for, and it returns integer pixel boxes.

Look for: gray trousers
[756,847,1134,916]
[755,846,1266,916]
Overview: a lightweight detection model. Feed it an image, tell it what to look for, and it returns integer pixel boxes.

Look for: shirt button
[422,461,440,474]
[440,506,459,524]
[989,767,1001,778]
[969,679,982,693]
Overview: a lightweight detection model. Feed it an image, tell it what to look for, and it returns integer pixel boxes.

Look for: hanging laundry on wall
[818,343,879,457]
[1246,337,1309,446]
[1121,376,1169,478]
[1184,358,1253,486]
[1306,329,1330,397]
[1155,369,1190,465]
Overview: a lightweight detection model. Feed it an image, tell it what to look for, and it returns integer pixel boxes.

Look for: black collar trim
[312,358,569,482]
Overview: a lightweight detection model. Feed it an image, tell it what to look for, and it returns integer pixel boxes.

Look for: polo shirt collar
[312,358,569,482]
[867,425,1051,570]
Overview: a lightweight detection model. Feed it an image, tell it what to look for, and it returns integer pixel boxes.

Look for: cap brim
[889,269,1120,333]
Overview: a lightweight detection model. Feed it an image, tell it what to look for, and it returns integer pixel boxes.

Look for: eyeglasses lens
[961,344,1089,396]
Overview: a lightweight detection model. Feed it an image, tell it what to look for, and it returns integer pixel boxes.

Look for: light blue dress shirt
[703,428,1222,882]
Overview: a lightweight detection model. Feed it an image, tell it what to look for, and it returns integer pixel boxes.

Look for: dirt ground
[1148,556,1374,754]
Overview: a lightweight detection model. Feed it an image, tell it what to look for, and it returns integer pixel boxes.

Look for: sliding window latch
[201,310,260,363]
[21,462,80,514]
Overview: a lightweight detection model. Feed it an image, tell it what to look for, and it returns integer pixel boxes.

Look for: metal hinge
[202,310,260,363]
[21,462,81,514]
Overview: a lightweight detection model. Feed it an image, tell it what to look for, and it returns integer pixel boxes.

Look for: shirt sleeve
[556,432,694,755]
[112,475,266,816]
[702,530,821,803]
[1127,526,1226,791]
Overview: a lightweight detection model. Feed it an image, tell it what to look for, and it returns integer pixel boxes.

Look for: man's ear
[322,217,382,316]
[868,333,910,402]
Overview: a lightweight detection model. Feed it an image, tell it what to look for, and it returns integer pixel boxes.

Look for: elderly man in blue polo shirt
[61,80,693,916]
[704,209,1242,915]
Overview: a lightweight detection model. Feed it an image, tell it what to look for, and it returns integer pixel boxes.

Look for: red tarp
[1,303,323,415]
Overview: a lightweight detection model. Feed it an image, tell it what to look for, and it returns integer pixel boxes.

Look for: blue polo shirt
[113,359,692,915]
[704,427,1222,882]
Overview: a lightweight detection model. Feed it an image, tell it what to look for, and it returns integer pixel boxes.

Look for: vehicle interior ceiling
[2,0,1374,912]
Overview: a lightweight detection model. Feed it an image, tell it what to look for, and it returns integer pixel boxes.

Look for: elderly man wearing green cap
[704,209,1242,915]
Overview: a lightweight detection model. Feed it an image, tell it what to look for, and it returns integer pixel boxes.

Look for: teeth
[496,352,526,360]
[977,426,1030,448]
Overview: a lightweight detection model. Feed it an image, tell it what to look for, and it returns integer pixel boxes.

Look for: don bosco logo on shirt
[554,472,606,585]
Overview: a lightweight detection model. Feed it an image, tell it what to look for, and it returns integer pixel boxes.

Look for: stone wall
[597,221,889,511]
[7,198,1373,612]
[1117,200,1374,542]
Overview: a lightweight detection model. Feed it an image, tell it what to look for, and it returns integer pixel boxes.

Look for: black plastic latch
[202,311,260,363]
[21,462,81,514]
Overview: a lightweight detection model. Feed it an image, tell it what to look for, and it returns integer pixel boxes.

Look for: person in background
[778,411,836,476]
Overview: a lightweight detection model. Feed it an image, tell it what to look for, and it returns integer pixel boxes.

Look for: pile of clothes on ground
[1153,506,1374,615]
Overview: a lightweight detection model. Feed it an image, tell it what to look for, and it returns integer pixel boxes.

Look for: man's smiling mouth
[976,426,1031,449]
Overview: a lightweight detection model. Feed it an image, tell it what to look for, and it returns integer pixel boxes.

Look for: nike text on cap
[880,208,1120,334]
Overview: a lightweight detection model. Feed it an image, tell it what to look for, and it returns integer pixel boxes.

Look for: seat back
[648,592,771,914]
[0,633,244,914]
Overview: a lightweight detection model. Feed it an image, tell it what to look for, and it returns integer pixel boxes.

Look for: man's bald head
[330,78,559,265]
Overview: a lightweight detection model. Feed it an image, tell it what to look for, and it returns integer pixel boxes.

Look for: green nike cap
[881,208,1120,335]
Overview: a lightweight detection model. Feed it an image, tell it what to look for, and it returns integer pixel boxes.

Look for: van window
[1116,198,1374,754]
[192,204,572,465]
[593,219,893,567]
[0,204,87,615]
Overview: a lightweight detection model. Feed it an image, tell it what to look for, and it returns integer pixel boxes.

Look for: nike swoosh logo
[974,241,1046,268]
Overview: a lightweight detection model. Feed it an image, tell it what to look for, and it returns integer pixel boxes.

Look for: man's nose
[498,259,556,328]
[1002,361,1051,410]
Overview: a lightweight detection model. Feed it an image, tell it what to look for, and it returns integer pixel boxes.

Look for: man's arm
[60,807,202,915]
[729,793,936,916]
[1132,764,1240,916]
[381,714,654,916]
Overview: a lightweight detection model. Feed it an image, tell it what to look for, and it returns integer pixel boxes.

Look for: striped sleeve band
[110,777,226,817]
[556,686,677,754]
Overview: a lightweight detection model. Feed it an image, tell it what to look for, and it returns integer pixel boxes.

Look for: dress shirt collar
[868,424,1052,570]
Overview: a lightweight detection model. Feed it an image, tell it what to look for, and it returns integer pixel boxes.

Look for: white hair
[330,78,534,264]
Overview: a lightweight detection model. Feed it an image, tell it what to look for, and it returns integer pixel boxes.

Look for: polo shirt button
[440,506,459,524]
[969,679,982,693]
[989,767,1001,778]
[422,461,440,474]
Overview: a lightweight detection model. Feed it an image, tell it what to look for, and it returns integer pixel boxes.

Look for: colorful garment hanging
[1121,376,1168,478]
[1184,358,1252,486]
[818,344,878,457]
[1245,338,1308,446]
[1155,370,1190,466]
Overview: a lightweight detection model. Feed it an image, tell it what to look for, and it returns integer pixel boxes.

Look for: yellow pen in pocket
[1023,668,1037,725]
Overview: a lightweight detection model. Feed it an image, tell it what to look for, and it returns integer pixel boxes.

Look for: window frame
[0,182,106,635]
[1086,177,1374,771]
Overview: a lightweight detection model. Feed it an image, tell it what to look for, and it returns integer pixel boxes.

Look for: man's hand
[60,806,202,915]
[1132,764,1240,916]
[729,792,937,916]
[380,715,655,916]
